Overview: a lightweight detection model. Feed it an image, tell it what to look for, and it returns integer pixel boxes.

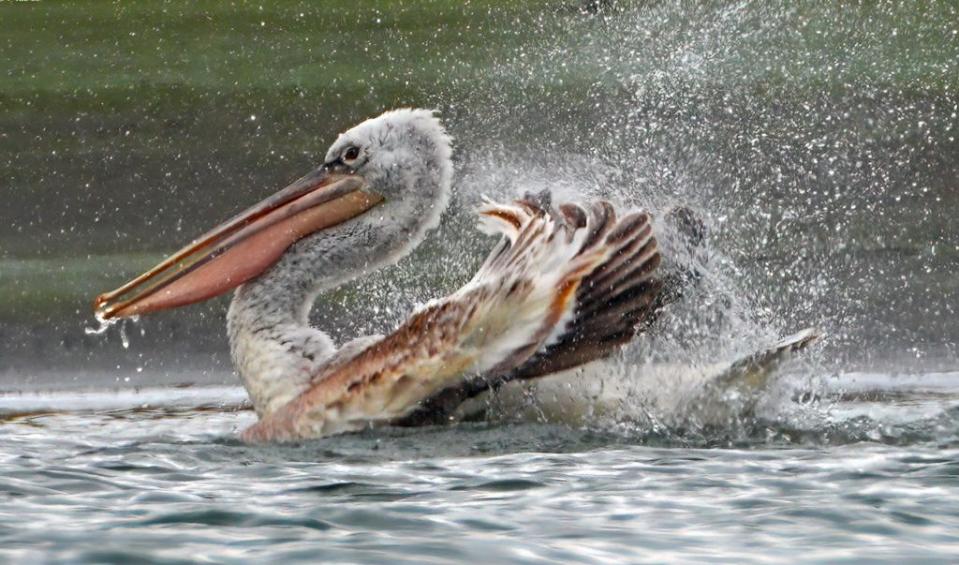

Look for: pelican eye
[343,146,361,163]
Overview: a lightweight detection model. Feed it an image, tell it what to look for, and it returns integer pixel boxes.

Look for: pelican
[94,109,817,442]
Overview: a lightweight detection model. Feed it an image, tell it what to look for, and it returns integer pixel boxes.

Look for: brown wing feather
[396,199,664,427]
[505,207,662,378]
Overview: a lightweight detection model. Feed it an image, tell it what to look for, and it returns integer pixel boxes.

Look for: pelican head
[325,108,452,204]
[94,109,453,320]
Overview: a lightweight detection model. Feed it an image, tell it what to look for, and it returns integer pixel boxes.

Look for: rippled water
[2,2,957,562]
[2,369,958,563]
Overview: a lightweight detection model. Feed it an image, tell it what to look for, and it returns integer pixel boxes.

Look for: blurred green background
[1,1,957,387]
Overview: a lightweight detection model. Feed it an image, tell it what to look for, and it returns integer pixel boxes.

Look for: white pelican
[94,109,816,442]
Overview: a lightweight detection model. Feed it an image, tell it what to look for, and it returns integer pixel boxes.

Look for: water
[2,370,959,563]
[3,2,959,562]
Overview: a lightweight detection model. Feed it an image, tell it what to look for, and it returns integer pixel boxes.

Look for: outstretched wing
[504,200,662,379]
[397,197,664,426]
[243,196,648,442]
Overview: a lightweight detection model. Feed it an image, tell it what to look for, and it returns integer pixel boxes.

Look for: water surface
[2,368,958,563]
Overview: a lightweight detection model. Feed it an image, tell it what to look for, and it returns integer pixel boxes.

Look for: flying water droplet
[119,322,130,349]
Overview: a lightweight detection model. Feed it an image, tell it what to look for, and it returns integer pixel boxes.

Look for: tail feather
[712,328,822,391]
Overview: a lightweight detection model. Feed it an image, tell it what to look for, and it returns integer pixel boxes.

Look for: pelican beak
[93,166,384,320]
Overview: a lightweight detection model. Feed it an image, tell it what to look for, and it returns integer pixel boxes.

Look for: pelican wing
[497,200,662,379]
[242,196,659,442]
[398,198,665,426]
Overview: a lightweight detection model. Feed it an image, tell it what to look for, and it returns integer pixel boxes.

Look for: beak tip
[92,293,121,320]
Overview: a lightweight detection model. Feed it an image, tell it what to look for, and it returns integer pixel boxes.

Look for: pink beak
[94,167,383,320]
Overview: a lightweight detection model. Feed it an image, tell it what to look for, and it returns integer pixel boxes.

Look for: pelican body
[94,109,678,442]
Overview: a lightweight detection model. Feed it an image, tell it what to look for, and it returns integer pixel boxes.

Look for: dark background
[1,1,957,390]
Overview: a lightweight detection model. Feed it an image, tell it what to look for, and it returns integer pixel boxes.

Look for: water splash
[422,1,958,374]
[83,311,117,336]
[84,313,140,350]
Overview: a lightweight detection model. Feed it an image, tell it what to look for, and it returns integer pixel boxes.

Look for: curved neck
[226,192,447,415]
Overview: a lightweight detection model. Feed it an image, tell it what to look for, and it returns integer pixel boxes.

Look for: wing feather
[397,199,664,426]
[241,197,615,442]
